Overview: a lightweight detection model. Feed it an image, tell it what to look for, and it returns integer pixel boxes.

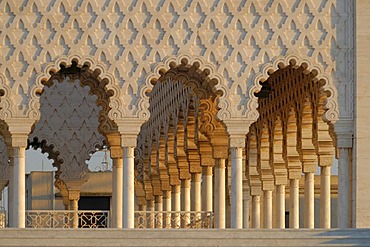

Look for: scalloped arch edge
[247,53,339,123]
[138,52,232,122]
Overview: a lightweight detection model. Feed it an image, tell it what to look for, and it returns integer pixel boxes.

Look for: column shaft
[123,147,135,228]
[202,166,213,212]
[181,179,191,228]
[112,158,123,228]
[191,173,201,211]
[231,147,243,228]
[147,200,155,228]
[12,147,26,228]
[8,161,14,227]
[263,190,272,229]
[243,189,250,228]
[276,185,285,229]
[155,195,163,228]
[214,159,226,228]
[172,185,181,228]
[320,166,331,228]
[70,199,79,228]
[289,179,299,229]
[304,172,314,228]
[163,190,172,228]
[338,148,350,228]
[251,195,261,228]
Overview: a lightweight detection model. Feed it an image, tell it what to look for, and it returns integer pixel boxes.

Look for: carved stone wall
[0,0,351,125]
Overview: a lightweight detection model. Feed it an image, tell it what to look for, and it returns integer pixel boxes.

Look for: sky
[25,148,338,175]
[25,148,112,174]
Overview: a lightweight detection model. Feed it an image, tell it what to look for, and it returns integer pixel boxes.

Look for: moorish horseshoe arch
[247,53,339,124]
[138,53,232,122]
[29,67,113,182]
[29,53,125,124]
[135,53,230,204]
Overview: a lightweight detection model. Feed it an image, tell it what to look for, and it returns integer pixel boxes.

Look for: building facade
[0,0,367,230]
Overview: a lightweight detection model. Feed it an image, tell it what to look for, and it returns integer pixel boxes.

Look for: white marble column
[243,186,250,229]
[251,195,261,228]
[231,147,243,228]
[172,185,181,228]
[181,179,191,227]
[155,195,163,228]
[202,166,213,212]
[112,157,123,228]
[320,166,331,228]
[191,173,201,212]
[123,147,135,228]
[214,158,226,228]
[163,190,172,228]
[11,147,26,228]
[8,156,14,227]
[338,147,350,228]
[304,172,314,228]
[276,185,285,229]
[263,190,273,229]
[289,178,299,229]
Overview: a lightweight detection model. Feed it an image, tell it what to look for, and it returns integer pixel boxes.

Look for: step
[0,229,369,247]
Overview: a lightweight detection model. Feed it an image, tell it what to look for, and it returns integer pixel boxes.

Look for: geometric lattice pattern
[0,0,353,120]
[28,77,105,181]
[26,210,109,228]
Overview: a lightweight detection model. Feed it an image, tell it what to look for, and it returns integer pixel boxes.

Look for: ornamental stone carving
[29,76,106,182]
[0,0,350,123]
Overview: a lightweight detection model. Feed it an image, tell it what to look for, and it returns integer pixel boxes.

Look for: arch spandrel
[248,53,339,124]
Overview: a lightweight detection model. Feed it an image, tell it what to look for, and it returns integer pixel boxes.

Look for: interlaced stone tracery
[0,0,357,230]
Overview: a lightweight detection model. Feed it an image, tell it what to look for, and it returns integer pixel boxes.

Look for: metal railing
[134,211,213,229]
[26,210,110,228]
[0,207,6,228]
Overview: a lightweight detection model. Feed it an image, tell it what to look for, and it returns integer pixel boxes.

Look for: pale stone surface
[0,0,362,231]
[1,229,370,247]
[355,0,370,228]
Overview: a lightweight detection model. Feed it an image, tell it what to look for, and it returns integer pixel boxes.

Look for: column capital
[202,166,213,176]
[110,146,123,159]
[212,145,229,159]
[116,118,143,147]
[336,133,353,149]
[334,120,353,148]
[229,135,246,148]
[68,190,80,201]
[200,155,214,167]
[64,179,85,196]
[9,134,28,148]
[136,196,147,206]
[181,179,191,188]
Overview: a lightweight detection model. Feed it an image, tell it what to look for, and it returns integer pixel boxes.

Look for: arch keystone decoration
[138,53,232,122]
[248,53,339,123]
